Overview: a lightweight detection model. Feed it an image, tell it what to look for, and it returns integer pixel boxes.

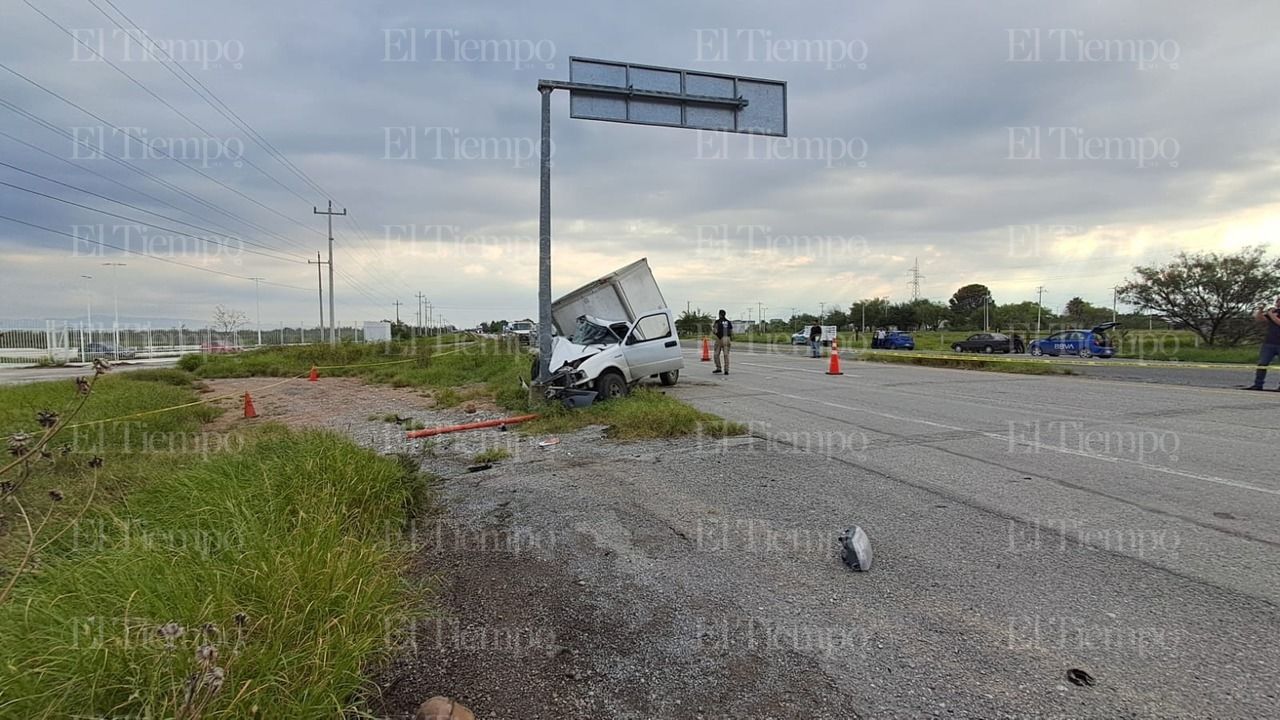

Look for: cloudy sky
[3,0,1278,329]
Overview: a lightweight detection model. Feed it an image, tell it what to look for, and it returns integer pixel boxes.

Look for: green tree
[850,297,890,330]
[994,301,1055,334]
[910,299,950,330]
[883,302,918,329]
[1119,245,1280,346]
[675,309,713,337]
[949,284,992,328]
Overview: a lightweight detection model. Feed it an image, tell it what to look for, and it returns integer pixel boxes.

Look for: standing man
[1245,297,1280,390]
[1012,333,1026,354]
[809,322,823,358]
[713,309,733,375]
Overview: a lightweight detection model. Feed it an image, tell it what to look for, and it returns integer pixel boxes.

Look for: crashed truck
[533,258,683,402]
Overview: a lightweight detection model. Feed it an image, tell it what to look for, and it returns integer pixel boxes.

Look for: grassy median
[0,372,426,718]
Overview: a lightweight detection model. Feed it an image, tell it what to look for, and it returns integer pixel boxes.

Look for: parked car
[200,341,243,354]
[790,331,809,345]
[950,333,1013,353]
[1029,322,1119,358]
[83,342,136,360]
[874,331,915,350]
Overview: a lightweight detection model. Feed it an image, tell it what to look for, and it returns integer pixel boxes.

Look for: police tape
[857,350,1258,371]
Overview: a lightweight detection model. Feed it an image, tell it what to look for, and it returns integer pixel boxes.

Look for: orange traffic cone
[308,366,319,382]
[826,338,844,376]
[243,391,258,418]
[700,337,711,362]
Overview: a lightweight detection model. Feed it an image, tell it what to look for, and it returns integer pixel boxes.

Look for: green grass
[0,428,424,718]
[0,372,221,565]
[0,375,430,718]
[471,447,511,464]
[184,338,530,409]
[526,388,747,440]
[191,341,745,441]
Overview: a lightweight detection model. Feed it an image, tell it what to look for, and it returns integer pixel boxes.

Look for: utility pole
[308,251,327,341]
[1112,286,1119,323]
[313,200,347,346]
[102,262,126,350]
[908,258,924,301]
[1035,285,1045,335]
[426,301,433,335]
[983,293,990,332]
[80,274,93,360]
[819,302,825,323]
[392,300,403,324]
[249,277,263,346]
[416,292,427,336]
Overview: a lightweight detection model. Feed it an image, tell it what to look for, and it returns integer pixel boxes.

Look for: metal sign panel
[566,57,787,137]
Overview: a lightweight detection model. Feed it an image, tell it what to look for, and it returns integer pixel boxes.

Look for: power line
[0,97,316,257]
[0,127,278,249]
[0,161,309,262]
[0,178,306,265]
[23,0,315,206]
[81,0,421,307]
[0,213,309,291]
[89,0,331,200]
[0,62,323,246]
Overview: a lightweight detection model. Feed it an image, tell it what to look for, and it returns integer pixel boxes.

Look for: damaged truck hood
[549,316,625,371]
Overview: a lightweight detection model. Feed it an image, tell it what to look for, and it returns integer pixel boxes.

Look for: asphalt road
[718,340,1258,390]
[664,344,1279,718]
[0,358,179,385]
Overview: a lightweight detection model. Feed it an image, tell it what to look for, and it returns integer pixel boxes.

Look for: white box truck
[538,258,683,400]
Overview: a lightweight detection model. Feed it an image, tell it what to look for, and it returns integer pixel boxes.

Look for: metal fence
[0,320,366,367]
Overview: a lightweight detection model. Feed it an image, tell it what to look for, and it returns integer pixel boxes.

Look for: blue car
[872,331,915,350]
[1029,322,1119,358]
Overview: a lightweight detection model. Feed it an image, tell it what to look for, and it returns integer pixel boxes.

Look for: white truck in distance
[539,258,683,400]
[506,320,536,345]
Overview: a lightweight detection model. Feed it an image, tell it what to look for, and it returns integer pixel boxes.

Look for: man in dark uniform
[809,323,823,358]
[1245,297,1280,390]
[712,309,733,375]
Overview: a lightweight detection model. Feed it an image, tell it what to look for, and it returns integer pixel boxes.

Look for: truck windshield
[572,318,618,346]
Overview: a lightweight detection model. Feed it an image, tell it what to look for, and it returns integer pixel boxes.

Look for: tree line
[676,246,1280,347]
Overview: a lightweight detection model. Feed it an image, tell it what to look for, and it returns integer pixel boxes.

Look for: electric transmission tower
[908,258,924,301]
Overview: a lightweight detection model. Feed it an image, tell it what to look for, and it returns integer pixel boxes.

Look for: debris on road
[1067,668,1096,687]
[839,526,873,571]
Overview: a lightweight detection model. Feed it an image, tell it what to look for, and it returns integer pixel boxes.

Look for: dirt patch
[199,377,511,455]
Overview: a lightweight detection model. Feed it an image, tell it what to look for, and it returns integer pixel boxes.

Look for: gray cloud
[2,0,1278,326]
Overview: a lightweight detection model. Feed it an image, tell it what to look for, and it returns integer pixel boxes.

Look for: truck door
[624,313,679,379]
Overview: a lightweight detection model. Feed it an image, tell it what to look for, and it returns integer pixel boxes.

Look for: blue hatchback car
[872,331,915,350]
[1029,322,1119,358]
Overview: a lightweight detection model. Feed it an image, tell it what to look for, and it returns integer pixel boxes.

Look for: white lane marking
[731,383,1280,499]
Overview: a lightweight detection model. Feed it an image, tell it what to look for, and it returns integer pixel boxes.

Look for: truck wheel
[596,372,628,400]
[659,369,680,386]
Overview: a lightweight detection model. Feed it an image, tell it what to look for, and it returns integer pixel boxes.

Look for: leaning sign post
[534,57,787,389]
